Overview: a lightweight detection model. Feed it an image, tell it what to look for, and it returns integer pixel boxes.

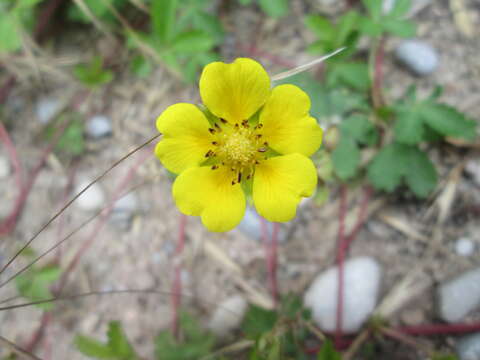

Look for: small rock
[109,211,133,231]
[0,156,10,179]
[438,267,480,323]
[36,97,61,124]
[456,333,480,360]
[304,257,381,333]
[74,180,105,211]
[207,295,248,338]
[455,238,475,257]
[466,160,480,186]
[113,193,138,213]
[86,115,112,139]
[395,40,439,76]
[237,207,288,243]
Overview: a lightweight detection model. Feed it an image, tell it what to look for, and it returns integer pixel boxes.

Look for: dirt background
[0,0,480,359]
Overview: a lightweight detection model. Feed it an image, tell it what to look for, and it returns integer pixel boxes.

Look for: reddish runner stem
[398,322,480,336]
[171,213,187,339]
[372,37,386,109]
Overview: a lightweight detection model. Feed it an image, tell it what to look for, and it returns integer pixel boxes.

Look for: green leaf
[242,305,278,339]
[317,339,342,360]
[56,116,85,156]
[73,56,113,88]
[258,0,289,18]
[15,265,62,310]
[152,0,178,44]
[362,0,382,20]
[328,62,370,91]
[171,30,214,53]
[419,103,476,140]
[130,55,152,78]
[0,15,21,53]
[389,0,411,17]
[238,0,252,4]
[192,12,224,43]
[304,15,335,40]
[107,322,136,359]
[358,16,383,36]
[367,143,410,192]
[383,19,416,37]
[394,108,424,144]
[75,335,115,358]
[332,135,360,180]
[340,114,378,145]
[336,11,359,47]
[404,147,437,197]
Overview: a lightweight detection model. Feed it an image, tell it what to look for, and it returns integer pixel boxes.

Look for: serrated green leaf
[304,15,335,40]
[332,136,360,180]
[56,116,85,156]
[171,30,214,53]
[328,62,370,91]
[242,305,278,339]
[394,108,424,144]
[152,0,178,44]
[75,335,115,358]
[367,143,409,192]
[107,321,136,359]
[317,339,341,360]
[404,147,437,197]
[419,103,476,140]
[358,16,383,36]
[73,56,113,88]
[389,0,411,17]
[362,0,382,20]
[15,265,62,310]
[336,10,359,48]
[341,114,378,145]
[383,19,416,37]
[192,12,224,43]
[258,0,288,18]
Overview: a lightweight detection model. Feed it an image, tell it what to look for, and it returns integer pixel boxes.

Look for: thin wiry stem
[0,133,160,277]
[171,213,187,338]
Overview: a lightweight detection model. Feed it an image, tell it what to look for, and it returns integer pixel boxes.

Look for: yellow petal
[260,84,323,156]
[199,58,270,124]
[173,166,246,232]
[253,154,317,222]
[155,103,213,174]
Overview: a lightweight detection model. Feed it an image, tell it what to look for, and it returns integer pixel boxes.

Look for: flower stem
[260,217,279,306]
[335,185,348,348]
[171,213,187,339]
[370,37,386,109]
[398,322,480,336]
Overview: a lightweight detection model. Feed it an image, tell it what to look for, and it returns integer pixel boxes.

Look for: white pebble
[0,156,10,179]
[113,193,138,213]
[438,267,480,323]
[455,238,475,257]
[207,295,248,338]
[395,40,439,76]
[86,115,112,139]
[74,180,105,211]
[237,206,287,243]
[304,257,381,333]
[36,97,61,124]
[456,333,480,360]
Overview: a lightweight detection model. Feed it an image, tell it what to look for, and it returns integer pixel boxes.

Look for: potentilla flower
[155,58,323,232]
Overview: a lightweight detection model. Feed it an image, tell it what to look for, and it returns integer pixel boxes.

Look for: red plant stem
[398,322,480,336]
[171,213,187,339]
[55,149,152,293]
[335,185,348,348]
[259,216,279,306]
[24,312,52,352]
[372,37,386,109]
[343,186,373,249]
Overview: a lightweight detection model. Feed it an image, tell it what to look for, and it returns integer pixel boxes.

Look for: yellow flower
[155,58,323,232]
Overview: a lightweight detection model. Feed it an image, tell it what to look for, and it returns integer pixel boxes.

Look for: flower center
[204,119,268,185]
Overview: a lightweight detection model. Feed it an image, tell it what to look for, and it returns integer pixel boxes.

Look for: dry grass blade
[0,134,160,277]
[199,339,254,360]
[378,213,428,243]
[0,335,42,360]
[271,47,346,81]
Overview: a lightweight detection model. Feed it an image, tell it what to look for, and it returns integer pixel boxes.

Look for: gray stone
[0,156,10,179]
[74,180,105,211]
[237,207,288,243]
[86,115,112,139]
[438,267,480,323]
[395,40,439,76]
[113,193,138,213]
[36,97,61,124]
[207,295,248,338]
[455,238,475,257]
[304,257,381,333]
[457,333,480,360]
[109,211,133,231]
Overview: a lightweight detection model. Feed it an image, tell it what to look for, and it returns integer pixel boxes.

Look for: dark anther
[231,180,236,185]
[258,147,267,152]
[263,141,269,146]
[208,128,215,134]
[255,160,260,165]
[211,165,219,170]
[234,123,239,129]
[220,118,227,124]
[246,174,251,180]
[256,134,262,139]
[255,123,263,129]
[205,150,213,158]
[214,123,222,132]
[237,173,242,183]
[212,141,218,145]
